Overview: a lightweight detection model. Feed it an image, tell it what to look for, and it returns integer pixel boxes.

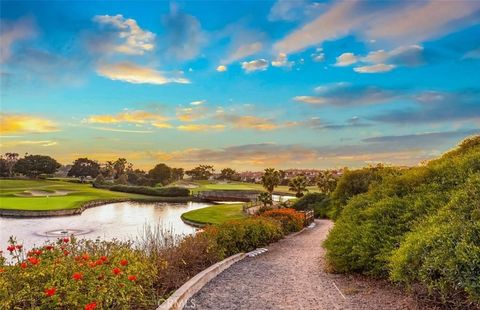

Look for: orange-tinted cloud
[0,113,58,134]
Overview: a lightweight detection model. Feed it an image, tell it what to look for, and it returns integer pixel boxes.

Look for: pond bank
[0,196,206,218]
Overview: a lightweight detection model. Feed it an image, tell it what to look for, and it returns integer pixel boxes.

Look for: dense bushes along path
[185,220,428,310]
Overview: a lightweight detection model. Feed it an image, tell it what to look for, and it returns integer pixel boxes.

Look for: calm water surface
[0,201,210,250]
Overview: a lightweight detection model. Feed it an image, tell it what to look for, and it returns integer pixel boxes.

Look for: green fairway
[174,180,318,195]
[0,179,154,211]
[181,203,246,225]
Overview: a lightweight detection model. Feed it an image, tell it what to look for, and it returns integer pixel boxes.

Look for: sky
[0,0,479,171]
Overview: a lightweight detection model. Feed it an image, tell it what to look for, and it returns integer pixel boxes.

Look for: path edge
[156,252,247,310]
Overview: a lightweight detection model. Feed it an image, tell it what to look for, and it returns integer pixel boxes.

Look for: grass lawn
[181,203,246,225]
[173,180,318,195]
[0,179,154,211]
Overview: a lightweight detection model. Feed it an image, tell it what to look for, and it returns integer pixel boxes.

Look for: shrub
[93,174,105,186]
[109,185,190,197]
[153,233,220,297]
[205,217,284,258]
[323,135,480,306]
[0,237,157,309]
[262,208,304,234]
[389,174,480,306]
[291,192,331,218]
[115,174,128,185]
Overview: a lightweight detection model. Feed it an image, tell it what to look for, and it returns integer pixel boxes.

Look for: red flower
[44,245,54,251]
[44,287,56,297]
[64,250,70,256]
[128,275,137,282]
[20,262,27,269]
[72,272,83,281]
[100,256,108,262]
[84,302,97,310]
[112,267,121,275]
[15,245,23,250]
[7,245,15,252]
[82,253,90,261]
[28,257,40,265]
[63,237,70,243]
[95,259,103,266]
[120,259,128,266]
[0,268,5,273]
[34,249,42,256]
[89,261,96,268]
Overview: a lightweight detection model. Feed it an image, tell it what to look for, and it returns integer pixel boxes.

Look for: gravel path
[185,219,427,310]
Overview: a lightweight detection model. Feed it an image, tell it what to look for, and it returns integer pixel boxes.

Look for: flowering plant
[0,236,157,309]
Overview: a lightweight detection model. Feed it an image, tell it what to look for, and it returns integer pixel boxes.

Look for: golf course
[181,203,246,226]
[0,179,155,211]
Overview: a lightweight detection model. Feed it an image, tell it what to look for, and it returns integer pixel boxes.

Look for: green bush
[205,217,284,258]
[390,174,480,305]
[291,192,331,218]
[108,185,190,197]
[324,135,480,306]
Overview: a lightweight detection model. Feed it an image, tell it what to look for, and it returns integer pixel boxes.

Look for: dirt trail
[185,220,426,310]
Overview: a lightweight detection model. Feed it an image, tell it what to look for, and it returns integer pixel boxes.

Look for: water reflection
[0,201,210,250]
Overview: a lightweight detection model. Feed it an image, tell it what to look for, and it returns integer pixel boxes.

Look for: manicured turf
[174,180,318,195]
[181,203,246,225]
[0,179,153,211]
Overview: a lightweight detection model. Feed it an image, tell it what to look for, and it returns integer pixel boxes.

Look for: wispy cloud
[274,1,480,54]
[353,64,395,73]
[294,83,400,106]
[371,89,480,124]
[161,3,207,60]
[334,53,357,66]
[217,113,297,131]
[177,124,225,132]
[88,126,155,133]
[86,110,169,124]
[0,113,58,134]
[96,62,190,85]
[0,17,36,63]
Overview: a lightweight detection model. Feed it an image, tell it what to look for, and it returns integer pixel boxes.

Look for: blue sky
[1,0,479,170]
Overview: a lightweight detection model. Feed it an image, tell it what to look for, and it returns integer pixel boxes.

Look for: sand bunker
[15,190,75,197]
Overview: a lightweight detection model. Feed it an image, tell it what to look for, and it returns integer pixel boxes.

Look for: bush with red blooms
[261,208,305,233]
[0,236,157,309]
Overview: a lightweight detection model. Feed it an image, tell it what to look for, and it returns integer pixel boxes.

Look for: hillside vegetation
[324,136,480,307]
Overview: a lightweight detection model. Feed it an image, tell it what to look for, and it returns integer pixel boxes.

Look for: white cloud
[216,65,227,72]
[274,1,480,54]
[271,53,294,68]
[353,64,395,73]
[223,41,263,64]
[311,48,325,62]
[93,14,155,55]
[241,59,269,73]
[190,100,207,106]
[96,62,190,85]
[335,52,358,66]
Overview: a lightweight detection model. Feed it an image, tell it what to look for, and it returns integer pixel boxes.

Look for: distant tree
[261,168,281,194]
[67,158,100,182]
[113,158,131,179]
[316,171,338,195]
[4,153,19,177]
[93,174,106,187]
[171,168,184,182]
[0,158,8,177]
[127,169,146,185]
[14,155,61,178]
[278,169,288,185]
[186,165,214,180]
[148,163,172,186]
[219,168,239,181]
[100,161,115,179]
[288,175,309,198]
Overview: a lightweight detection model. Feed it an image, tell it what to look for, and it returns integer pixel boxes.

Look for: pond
[0,201,211,250]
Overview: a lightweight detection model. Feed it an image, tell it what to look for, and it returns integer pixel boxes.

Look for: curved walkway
[184,220,426,310]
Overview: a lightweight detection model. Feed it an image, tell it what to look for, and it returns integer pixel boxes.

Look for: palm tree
[316,170,337,194]
[261,168,281,194]
[288,175,308,198]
